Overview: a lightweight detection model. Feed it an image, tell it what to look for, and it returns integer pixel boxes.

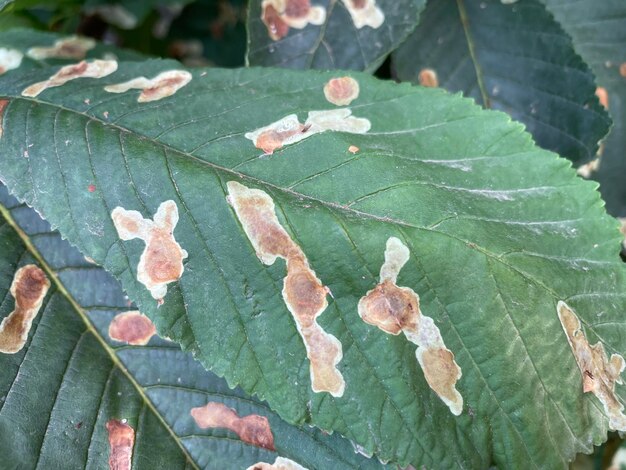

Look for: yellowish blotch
[246,108,371,154]
[27,36,95,60]
[358,237,463,415]
[106,419,134,470]
[0,48,23,75]
[418,68,439,88]
[261,0,326,41]
[247,456,308,470]
[104,70,192,102]
[108,311,156,345]
[191,401,275,450]
[111,201,188,302]
[557,301,626,431]
[226,181,345,396]
[340,0,384,29]
[21,60,118,98]
[0,265,50,354]
[324,76,360,106]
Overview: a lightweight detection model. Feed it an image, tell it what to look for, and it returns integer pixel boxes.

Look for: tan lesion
[358,237,463,415]
[248,457,308,470]
[261,0,326,41]
[0,265,50,354]
[105,419,135,470]
[190,401,275,450]
[21,60,118,97]
[226,181,345,396]
[111,200,188,303]
[323,77,360,106]
[340,0,384,29]
[104,70,192,102]
[0,48,23,75]
[108,311,156,345]
[27,36,95,60]
[557,301,626,431]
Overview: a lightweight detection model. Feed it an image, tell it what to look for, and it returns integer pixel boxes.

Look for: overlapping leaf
[0,183,384,470]
[392,0,611,166]
[0,34,626,468]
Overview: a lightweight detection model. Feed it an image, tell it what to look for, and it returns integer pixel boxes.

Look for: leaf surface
[0,41,626,468]
[392,0,611,165]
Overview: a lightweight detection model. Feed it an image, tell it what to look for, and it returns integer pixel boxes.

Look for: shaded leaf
[392,0,611,166]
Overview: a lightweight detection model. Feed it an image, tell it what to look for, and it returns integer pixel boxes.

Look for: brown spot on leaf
[348,145,359,154]
[340,0,384,28]
[247,457,308,470]
[577,158,601,178]
[0,48,23,76]
[0,265,50,354]
[108,311,156,345]
[111,201,188,301]
[27,36,95,60]
[106,419,134,470]
[0,99,9,139]
[358,237,463,415]
[620,63,626,78]
[191,402,275,450]
[596,87,609,110]
[246,109,370,154]
[324,77,360,106]
[261,0,326,41]
[22,60,118,98]
[418,68,438,88]
[104,70,192,103]
[557,301,626,430]
[227,181,345,396]
[87,184,96,192]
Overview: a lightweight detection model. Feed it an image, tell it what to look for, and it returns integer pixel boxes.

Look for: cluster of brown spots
[104,70,192,103]
[557,301,626,431]
[323,77,360,106]
[261,0,326,41]
[111,201,188,302]
[340,0,384,29]
[27,36,95,60]
[21,60,118,98]
[0,99,9,139]
[106,419,135,470]
[595,87,609,110]
[0,48,23,75]
[191,402,275,450]
[248,457,308,470]
[0,265,50,354]
[418,68,439,88]
[619,63,626,78]
[246,109,371,155]
[108,311,157,345]
[358,237,463,415]
[227,181,345,396]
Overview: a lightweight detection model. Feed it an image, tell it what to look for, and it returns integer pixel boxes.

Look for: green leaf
[539,0,626,218]
[246,0,424,72]
[0,183,386,470]
[392,0,611,166]
[0,42,626,467]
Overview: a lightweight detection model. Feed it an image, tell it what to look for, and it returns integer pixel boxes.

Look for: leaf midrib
[0,198,201,470]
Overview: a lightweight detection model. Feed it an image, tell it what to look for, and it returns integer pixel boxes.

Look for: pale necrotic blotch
[27,36,95,60]
[323,77,360,106]
[106,419,135,470]
[261,0,326,41]
[418,68,439,88]
[246,108,371,154]
[0,48,23,75]
[226,181,345,396]
[340,0,384,29]
[191,401,275,450]
[22,60,118,97]
[0,265,50,354]
[247,456,308,470]
[108,311,156,345]
[111,200,188,302]
[557,301,626,431]
[358,237,463,415]
[104,70,192,102]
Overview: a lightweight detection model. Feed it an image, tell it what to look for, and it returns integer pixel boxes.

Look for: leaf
[392,0,611,166]
[0,183,386,470]
[246,0,424,72]
[0,39,626,467]
[539,0,626,218]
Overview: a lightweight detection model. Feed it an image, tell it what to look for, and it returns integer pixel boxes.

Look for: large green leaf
[539,0,626,218]
[0,183,385,470]
[246,0,424,72]
[1,40,626,468]
[392,0,611,166]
